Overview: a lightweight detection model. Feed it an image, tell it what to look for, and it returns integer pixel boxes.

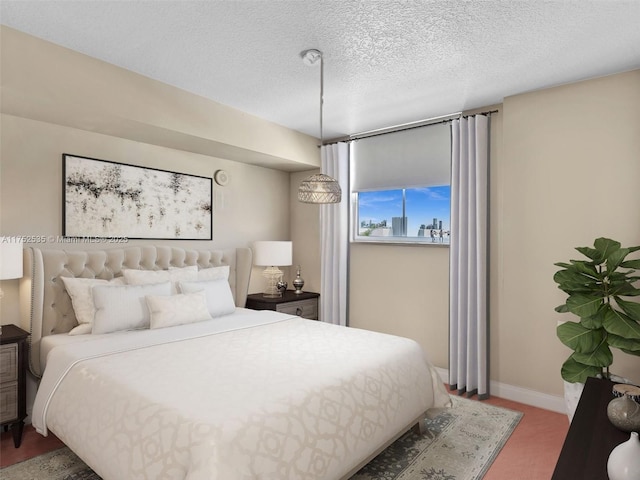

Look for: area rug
[1,396,522,480]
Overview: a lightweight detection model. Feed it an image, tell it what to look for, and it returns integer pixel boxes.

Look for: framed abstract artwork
[63,154,212,240]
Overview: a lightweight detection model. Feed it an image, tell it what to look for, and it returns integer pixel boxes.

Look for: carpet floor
[1,396,522,480]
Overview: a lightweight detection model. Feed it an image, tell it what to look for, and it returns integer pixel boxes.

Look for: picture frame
[63,154,213,240]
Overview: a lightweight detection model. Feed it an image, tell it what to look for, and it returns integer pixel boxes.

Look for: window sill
[351,238,450,247]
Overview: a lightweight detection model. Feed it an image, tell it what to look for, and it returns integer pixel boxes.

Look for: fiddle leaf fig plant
[554,237,640,384]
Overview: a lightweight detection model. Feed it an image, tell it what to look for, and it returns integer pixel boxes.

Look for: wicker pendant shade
[298,173,342,203]
[297,49,342,204]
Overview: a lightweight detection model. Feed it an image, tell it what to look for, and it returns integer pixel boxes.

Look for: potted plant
[554,237,640,419]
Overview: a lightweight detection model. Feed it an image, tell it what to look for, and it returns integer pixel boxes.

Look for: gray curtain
[449,115,490,398]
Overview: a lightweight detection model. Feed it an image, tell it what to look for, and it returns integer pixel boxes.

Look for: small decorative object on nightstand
[246,290,319,320]
[292,265,305,294]
[276,280,288,295]
[0,324,28,448]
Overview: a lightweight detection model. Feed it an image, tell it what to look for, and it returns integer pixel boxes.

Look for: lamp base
[262,266,283,298]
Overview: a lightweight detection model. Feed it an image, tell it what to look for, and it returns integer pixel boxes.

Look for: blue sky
[358,185,451,236]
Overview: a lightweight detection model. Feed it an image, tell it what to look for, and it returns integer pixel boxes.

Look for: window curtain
[449,114,490,399]
[320,142,349,326]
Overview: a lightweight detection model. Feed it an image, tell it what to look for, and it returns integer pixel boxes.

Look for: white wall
[349,243,450,367]
[348,70,640,399]
[289,170,321,294]
[496,70,640,393]
[0,114,294,320]
[0,26,319,323]
[0,26,319,171]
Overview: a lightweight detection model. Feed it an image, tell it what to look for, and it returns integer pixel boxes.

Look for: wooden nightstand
[1,324,29,448]
[246,290,320,320]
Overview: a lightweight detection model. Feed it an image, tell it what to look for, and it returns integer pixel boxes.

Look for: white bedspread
[33,310,450,480]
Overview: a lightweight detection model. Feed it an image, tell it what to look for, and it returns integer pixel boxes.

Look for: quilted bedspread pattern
[33,311,449,479]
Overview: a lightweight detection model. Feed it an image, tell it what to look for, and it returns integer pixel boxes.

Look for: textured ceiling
[1,1,639,140]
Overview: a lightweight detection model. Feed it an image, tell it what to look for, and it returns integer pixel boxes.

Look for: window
[355,187,451,243]
[350,122,452,244]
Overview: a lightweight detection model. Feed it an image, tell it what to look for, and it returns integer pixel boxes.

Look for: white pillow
[69,324,93,336]
[197,265,230,281]
[123,266,198,294]
[61,276,126,335]
[179,279,236,318]
[92,282,172,334]
[146,291,212,329]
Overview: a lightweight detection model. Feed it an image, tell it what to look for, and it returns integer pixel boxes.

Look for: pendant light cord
[319,52,324,146]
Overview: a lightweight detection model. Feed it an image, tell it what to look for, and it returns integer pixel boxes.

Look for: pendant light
[297,49,342,204]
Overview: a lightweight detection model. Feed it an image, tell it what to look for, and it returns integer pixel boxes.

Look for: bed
[21,245,450,480]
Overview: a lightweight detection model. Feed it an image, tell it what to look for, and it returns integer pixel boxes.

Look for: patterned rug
[1,396,521,480]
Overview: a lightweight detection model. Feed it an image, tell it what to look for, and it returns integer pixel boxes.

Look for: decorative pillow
[197,265,230,281]
[61,276,126,335]
[123,266,198,294]
[91,282,172,334]
[146,291,213,329]
[179,279,236,318]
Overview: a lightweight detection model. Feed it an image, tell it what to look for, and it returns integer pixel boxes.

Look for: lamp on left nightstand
[0,237,24,336]
[252,241,292,298]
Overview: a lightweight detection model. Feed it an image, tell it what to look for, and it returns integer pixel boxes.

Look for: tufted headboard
[19,245,252,377]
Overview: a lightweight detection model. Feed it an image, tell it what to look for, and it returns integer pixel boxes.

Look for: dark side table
[551,377,629,480]
[0,324,29,448]
[246,290,319,320]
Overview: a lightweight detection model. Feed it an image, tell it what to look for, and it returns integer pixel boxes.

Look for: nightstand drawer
[276,298,318,319]
[0,344,18,383]
[0,382,18,423]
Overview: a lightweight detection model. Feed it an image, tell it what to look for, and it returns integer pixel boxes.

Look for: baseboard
[434,367,566,414]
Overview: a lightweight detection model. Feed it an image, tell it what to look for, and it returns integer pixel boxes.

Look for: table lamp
[0,237,23,335]
[252,241,292,298]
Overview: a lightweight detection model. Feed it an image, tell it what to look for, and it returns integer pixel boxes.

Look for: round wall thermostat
[214,170,229,186]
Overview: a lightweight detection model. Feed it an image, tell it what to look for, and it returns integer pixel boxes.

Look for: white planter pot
[564,380,584,423]
[564,374,631,422]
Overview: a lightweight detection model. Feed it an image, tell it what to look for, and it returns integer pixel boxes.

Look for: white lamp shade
[252,241,292,267]
[0,237,23,280]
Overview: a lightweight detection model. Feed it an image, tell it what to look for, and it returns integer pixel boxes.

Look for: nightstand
[246,290,320,320]
[1,324,28,448]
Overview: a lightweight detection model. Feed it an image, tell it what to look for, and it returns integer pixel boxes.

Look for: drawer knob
[296,308,303,316]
